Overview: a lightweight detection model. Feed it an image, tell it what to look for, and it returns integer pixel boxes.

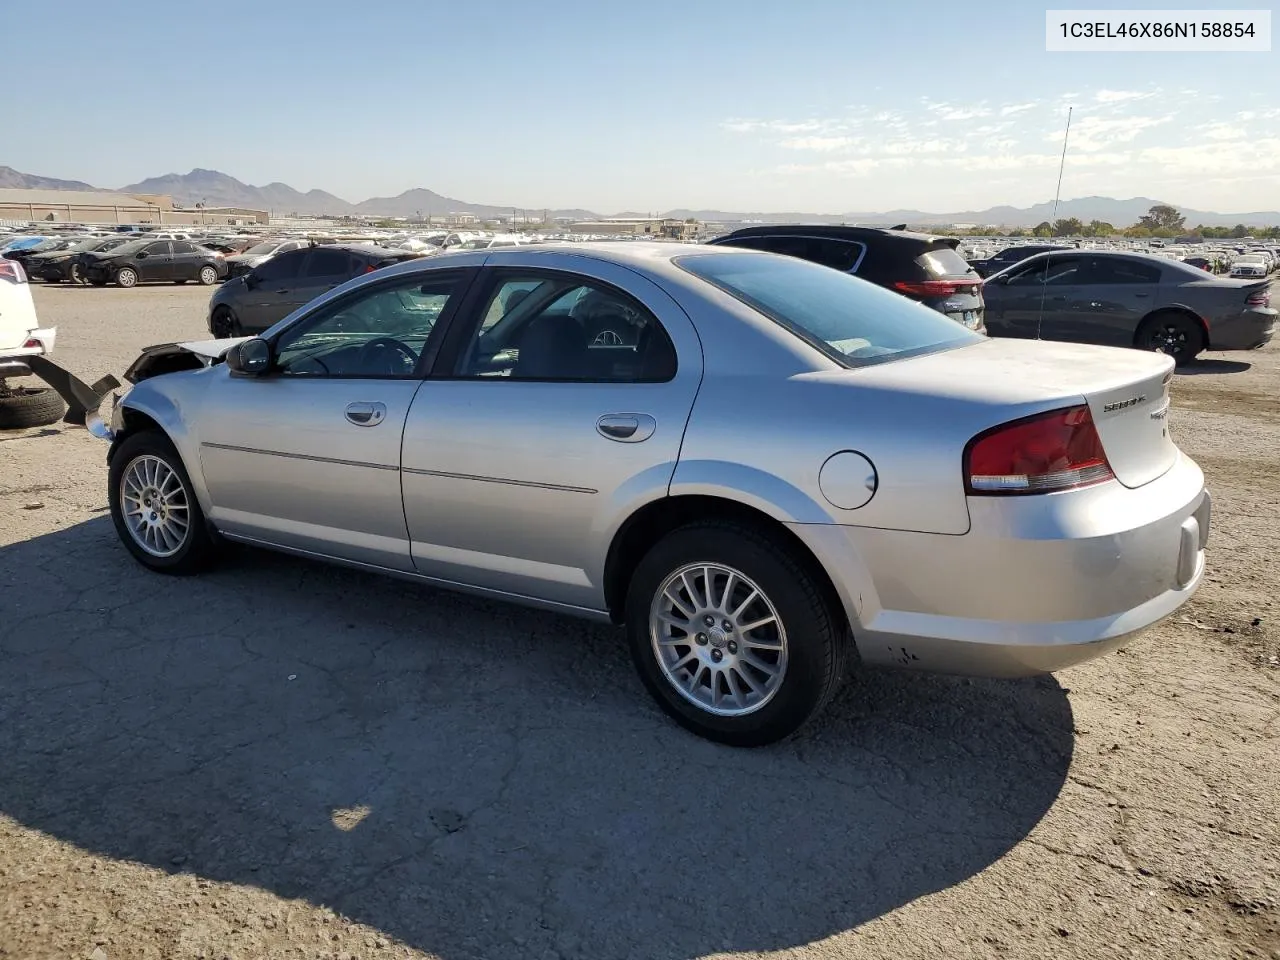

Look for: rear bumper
[1209,306,1276,351]
[788,453,1209,678]
[0,328,58,377]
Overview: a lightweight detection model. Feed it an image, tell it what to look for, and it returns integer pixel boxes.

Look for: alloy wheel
[649,562,788,717]
[119,454,191,557]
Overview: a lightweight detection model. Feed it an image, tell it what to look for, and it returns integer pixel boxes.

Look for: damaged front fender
[22,354,120,439]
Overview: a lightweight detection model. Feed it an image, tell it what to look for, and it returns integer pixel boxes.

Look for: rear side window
[917,246,975,278]
[171,241,196,254]
[302,248,352,278]
[1086,257,1161,284]
[719,236,865,273]
[254,249,305,283]
[679,252,980,368]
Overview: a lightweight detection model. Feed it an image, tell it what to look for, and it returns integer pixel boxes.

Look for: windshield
[678,252,981,367]
[109,240,151,256]
[243,241,283,256]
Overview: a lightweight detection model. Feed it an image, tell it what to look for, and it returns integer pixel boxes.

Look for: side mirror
[225,337,272,376]
[244,272,259,288]
[136,251,148,259]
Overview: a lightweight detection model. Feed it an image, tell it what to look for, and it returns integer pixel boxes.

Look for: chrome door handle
[345,401,387,426]
[597,413,656,443]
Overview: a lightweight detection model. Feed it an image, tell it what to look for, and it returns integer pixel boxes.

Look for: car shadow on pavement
[0,518,1074,960]
[1178,357,1252,376]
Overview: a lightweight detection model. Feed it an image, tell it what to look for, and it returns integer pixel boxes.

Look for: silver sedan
[93,242,1210,745]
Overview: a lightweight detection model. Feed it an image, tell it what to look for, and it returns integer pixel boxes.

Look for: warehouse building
[0,188,268,226]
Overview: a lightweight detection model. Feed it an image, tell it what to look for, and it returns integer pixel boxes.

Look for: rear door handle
[597,413,656,443]
[345,401,387,426]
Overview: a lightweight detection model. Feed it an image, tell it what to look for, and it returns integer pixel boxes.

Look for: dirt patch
[1174,387,1280,424]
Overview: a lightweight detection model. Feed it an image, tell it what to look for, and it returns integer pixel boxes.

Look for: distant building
[0,187,268,226]
[569,217,702,240]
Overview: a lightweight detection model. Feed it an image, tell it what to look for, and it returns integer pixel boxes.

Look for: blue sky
[7,0,1277,213]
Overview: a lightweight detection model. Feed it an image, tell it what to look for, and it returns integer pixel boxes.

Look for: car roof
[713,224,947,244]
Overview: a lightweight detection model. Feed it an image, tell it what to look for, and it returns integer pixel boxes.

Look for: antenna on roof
[1036,106,1073,340]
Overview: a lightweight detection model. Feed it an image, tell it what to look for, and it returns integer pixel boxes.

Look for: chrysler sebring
[78,243,1209,745]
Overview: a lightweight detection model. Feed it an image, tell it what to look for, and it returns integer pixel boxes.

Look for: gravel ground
[2,284,1278,960]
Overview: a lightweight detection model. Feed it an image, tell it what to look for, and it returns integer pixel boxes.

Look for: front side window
[273,272,462,378]
[456,275,677,382]
[254,249,304,283]
[678,252,978,367]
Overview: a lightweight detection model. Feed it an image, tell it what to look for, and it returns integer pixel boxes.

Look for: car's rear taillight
[1246,288,1270,307]
[0,259,27,284]
[22,338,41,349]
[893,279,979,297]
[964,405,1114,495]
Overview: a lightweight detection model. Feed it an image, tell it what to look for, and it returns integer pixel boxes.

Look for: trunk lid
[832,338,1178,489]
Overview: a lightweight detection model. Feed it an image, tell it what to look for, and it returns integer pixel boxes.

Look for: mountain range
[3,166,1279,227]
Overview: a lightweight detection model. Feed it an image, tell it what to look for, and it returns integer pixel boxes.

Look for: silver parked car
[89,243,1210,745]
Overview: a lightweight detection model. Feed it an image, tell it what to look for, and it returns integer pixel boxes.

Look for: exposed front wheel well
[603,495,846,629]
[107,408,165,464]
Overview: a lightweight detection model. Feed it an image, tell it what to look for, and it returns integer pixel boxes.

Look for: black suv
[707,225,985,332]
[208,243,424,337]
[968,244,1071,278]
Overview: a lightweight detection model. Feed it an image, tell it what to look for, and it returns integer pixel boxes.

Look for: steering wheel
[356,337,417,376]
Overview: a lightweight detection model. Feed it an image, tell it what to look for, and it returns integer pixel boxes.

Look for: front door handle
[345,401,387,426]
[597,413,656,443]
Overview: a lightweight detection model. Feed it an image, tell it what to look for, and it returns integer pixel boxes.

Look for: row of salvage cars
[25,240,1233,745]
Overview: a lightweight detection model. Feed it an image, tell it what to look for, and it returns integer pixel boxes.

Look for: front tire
[115,266,138,288]
[108,430,216,574]
[625,522,849,746]
[1136,312,1204,366]
[210,306,241,339]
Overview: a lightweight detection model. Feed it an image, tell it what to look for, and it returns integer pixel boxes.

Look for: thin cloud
[1095,89,1155,103]
[1000,102,1038,116]
[779,136,859,152]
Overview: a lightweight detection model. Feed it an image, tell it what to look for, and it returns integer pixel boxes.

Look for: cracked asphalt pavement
[2,284,1278,959]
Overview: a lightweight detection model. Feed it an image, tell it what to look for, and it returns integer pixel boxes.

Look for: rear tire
[107,430,216,574]
[0,385,66,430]
[115,266,138,288]
[1136,312,1205,366]
[198,265,218,285]
[625,521,850,746]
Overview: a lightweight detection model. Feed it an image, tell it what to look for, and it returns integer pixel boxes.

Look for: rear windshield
[678,252,981,368]
[918,246,976,278]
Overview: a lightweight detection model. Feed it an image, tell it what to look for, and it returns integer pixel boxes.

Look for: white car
[1230,256,1269,279]
[0,259,63,429]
